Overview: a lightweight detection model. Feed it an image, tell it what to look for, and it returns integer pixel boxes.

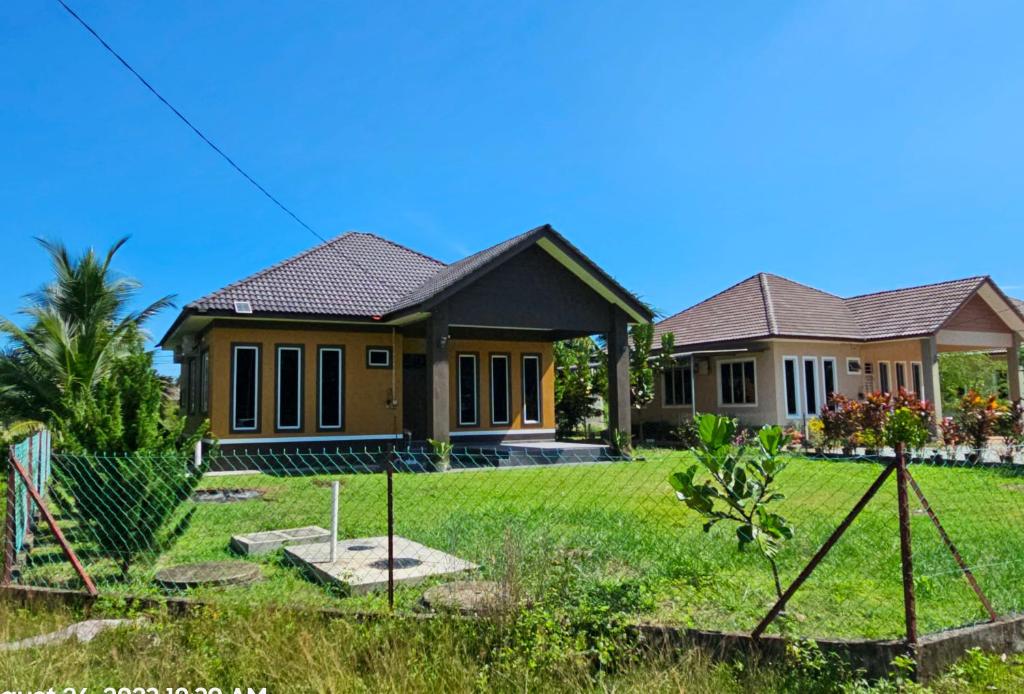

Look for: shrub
[820,394,860,452]
[955,390,1007,452]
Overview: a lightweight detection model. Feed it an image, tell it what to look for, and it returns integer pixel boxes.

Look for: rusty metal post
[2,447,15,584]
[895,442,919,652]
[386,451,395,610]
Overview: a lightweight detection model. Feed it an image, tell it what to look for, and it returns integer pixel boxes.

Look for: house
[636,274,1024,429]
[159,225,652,450]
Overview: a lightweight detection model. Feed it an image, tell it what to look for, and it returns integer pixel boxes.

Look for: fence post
[386,451,395,610]
[194,439,202,469]
[329,480,340,563]
[2,447,15,584]
[25,436,34,534]
[895,442,919,654]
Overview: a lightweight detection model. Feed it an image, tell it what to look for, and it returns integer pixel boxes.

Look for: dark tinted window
[523,355,541,423]
[277,347,301,429]
[823,359,836,398]
[233,346,259,430]
[319,348,343,429]
[491,355,510,424]
[784,359,798,416]
[458,354,478,425]
[804,359,817,414]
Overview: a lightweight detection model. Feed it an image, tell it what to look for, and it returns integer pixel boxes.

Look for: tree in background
[553,337,607,438]
[627,324,675,442]
[0,237,193,452]
[0,238,204,576]
[938,352,1006,412]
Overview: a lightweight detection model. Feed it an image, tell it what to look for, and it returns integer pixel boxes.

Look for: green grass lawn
[16,450,1024,640]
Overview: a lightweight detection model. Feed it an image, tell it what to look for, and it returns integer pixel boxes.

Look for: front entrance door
[402,353,428,440]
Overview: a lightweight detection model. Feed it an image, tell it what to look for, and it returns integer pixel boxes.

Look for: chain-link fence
[4,440,1024,643]
[2,429,53,583]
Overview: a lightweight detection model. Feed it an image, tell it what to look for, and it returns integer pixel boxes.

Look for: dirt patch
[193,488,265,503]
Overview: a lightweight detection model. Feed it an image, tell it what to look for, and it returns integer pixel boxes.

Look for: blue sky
[3,1,1023,374]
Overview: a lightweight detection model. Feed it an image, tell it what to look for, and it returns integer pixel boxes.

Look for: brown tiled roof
[656,273,1001,347]
[845,276,987,339]
[171,225,651,340]
[188,232,444,317]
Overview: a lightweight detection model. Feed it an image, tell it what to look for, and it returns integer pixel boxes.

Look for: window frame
[801,356,820,416]
[275,344,304,432]
[366,346,393,369]
[782,356,801,418]
[230,343,262,433]
[457,352,480,427]
[846,357,862,375]
[895,361,907,392]
[489,353,511,426]
[522,353,543,424]
[316,345,345,431]
[717,357,757,407]
[186,356,198,415]
[200,349,210,414]
[911,361,924,400]
[878,360,891,394]
[662,364,693,408]
[822,356,838,401]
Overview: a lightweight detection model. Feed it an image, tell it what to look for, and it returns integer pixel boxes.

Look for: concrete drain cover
[194,488,264,503]
[285,536,478,594]
[420,581,514,615]
[155,561,262,590]
[230,526,330,556]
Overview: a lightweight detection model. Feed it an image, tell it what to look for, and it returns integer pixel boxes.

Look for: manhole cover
[154,561,263,590]
[369,557,422,570]
[194,488,264,503]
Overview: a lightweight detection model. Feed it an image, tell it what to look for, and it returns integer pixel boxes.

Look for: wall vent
[233,300,254,314]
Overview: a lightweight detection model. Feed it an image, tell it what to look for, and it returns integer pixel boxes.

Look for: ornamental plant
[669,413,792,599]
[955,390,1007,452]
[820,394,861,454]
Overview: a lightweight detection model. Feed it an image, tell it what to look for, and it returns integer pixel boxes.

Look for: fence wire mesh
[4,439,1024,642]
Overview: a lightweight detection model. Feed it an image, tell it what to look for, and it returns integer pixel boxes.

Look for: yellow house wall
[184,327,555,440]
[447,339,555,432]
[201,325,404,440]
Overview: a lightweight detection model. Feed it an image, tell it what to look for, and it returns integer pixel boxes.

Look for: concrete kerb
[1,584,1020,682]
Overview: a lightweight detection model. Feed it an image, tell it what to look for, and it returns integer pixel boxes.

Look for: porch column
[920,336,943,423]
[425,304,450,442]
[1010,333,1022,402]
[606,307,631,441]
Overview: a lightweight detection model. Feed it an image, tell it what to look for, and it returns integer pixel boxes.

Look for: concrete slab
[230,526,330,556]
[285,536,478,594]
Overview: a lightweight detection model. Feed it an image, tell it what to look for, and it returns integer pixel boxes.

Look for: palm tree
[0,237,174,425]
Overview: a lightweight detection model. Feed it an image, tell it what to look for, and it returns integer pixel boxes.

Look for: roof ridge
[655,273,764,326]
[352,231,447,268]
[187,232,357,307]
[761,272,846,300]
[758,273,779,335]
[845,275,988,301]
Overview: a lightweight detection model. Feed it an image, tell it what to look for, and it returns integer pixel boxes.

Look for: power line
[54,0,326,244]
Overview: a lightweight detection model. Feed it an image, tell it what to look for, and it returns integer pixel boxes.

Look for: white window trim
[367,347,391,368]
[231,345,260,432]
[662,365,693,408]
[458,354,479,426]
[716,357,758,408]
[318,347,344,430]
[801,356,821,416]
[522,354,543,423]
[911,361,924,400]
[846,357,862,375]
[275,346,303,431]
[782,355,801,418]
[878,360,891,393]
[821,357,838,401]
[895,361,908,392]
[490,354,511,425]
